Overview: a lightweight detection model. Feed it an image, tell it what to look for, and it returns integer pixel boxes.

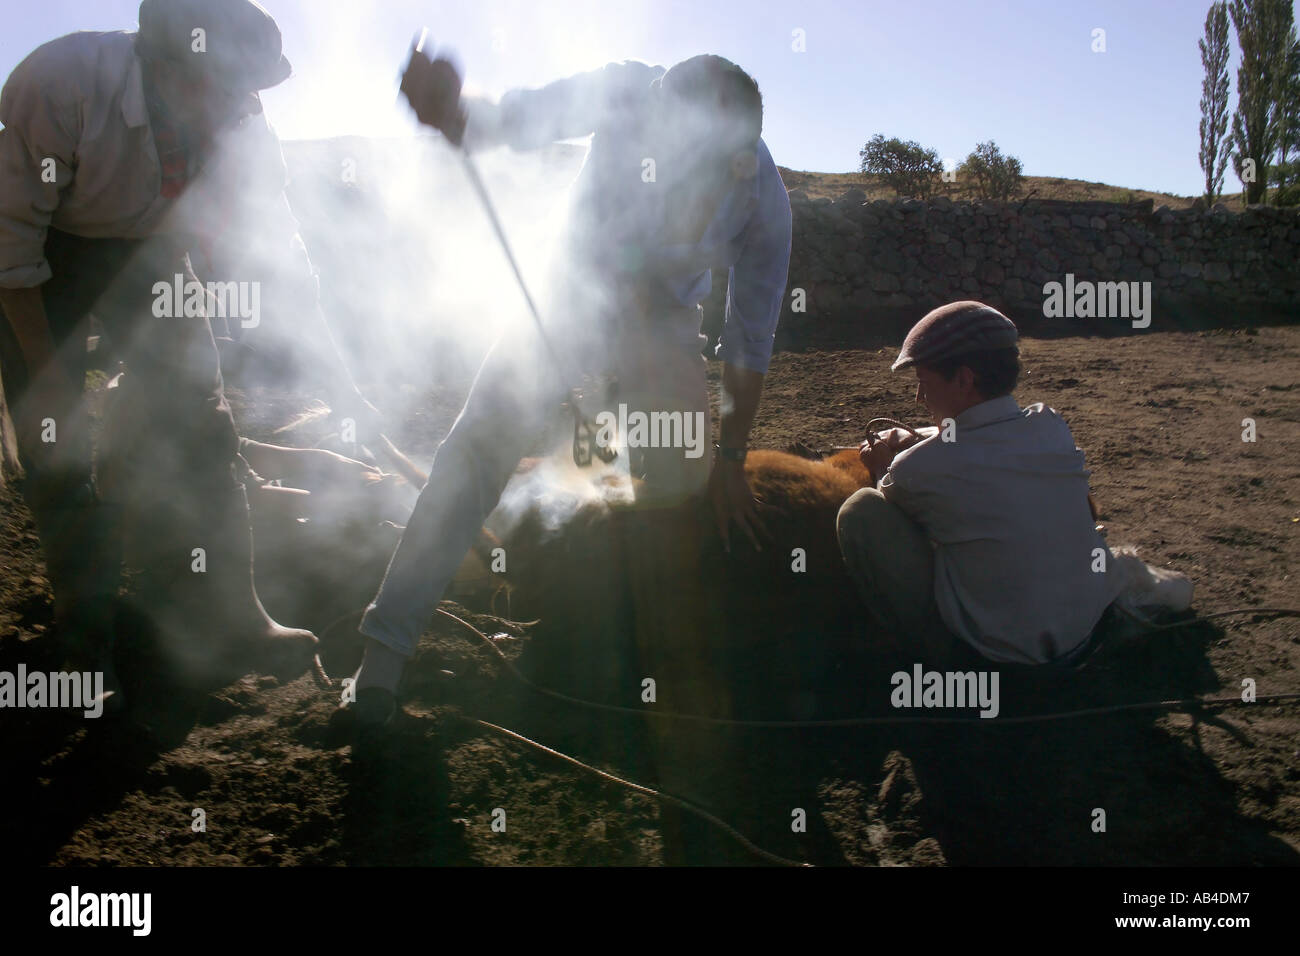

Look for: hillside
[281,137,1236,212]
[777,167,1242,210]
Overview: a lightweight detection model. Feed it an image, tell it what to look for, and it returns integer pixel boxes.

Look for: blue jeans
[360,313,711,656]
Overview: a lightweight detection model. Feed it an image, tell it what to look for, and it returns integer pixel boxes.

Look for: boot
[207,482,320,677]
[31,491,126,715]
[128,481,318,683]
[54,596,125,716]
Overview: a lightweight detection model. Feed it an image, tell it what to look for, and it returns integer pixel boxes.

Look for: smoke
[487,437,636,542]
[277,131,583,424]
[149,32,591,453]
[156,14,755,546]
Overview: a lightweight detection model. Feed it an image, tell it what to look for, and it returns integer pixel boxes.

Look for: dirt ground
[1,320,1297,866]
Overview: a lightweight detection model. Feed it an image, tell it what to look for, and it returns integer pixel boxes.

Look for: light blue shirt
[491,60,792,373]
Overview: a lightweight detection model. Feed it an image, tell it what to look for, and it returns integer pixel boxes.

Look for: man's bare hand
[858,427,922,484]
[400,48,466,144]
[708,458,767,552]
[858,437,894,485]
[875,427,920,451]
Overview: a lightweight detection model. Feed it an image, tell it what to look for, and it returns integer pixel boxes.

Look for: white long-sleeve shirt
[0,29,314,299]
[879,395,1123,664]
[467,60,792,372]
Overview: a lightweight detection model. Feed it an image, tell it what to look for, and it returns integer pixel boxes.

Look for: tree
[1228,0,1295,204]
[1271,162,1300,204]
[1270,33,1300,203]
[858,134,943,199]
[958,141,1025,200]
[1199,2,1233,205]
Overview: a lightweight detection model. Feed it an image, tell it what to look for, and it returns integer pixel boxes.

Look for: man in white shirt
[0,0,374,704]
[838,301,1123,669]
[341,50,792,727]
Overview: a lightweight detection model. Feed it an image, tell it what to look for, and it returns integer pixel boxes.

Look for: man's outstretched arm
[401,48,659,152]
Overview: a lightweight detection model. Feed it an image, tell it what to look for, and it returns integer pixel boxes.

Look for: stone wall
[709,191,1300,348]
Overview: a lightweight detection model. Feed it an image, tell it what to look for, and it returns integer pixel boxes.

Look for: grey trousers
[835,486,986,669]
[836,487,1107,672]
[0,229,242,632]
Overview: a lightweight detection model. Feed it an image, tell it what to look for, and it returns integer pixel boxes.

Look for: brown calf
[485,448,881,691]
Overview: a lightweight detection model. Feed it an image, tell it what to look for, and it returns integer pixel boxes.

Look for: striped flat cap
[892,300,1018,372]
[137,0,292,91]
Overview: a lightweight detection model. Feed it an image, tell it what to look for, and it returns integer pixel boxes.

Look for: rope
[1114,603,1300,632]
[310,654,335,690]
[460,716,810,867]
[863,417,926,440]
[311,604,1298,867]
[432,607,1300,727]
[431,606,1297,866]
[311,608,806,864]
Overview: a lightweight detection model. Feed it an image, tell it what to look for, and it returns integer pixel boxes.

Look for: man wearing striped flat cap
[837,300,1123,670]
[0,0,381,708]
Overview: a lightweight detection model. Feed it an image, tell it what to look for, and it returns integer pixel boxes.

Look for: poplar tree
[1199,2,1232,205]
[1228,0,1295,204]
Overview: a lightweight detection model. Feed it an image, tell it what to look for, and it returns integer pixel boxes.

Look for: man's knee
[836,486,889,545]
[836,485,934,599]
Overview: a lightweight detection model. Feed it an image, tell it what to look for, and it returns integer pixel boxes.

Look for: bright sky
[2,0,1295,197]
